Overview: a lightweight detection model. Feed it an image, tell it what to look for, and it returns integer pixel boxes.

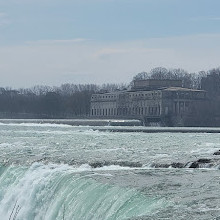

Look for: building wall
[90,86,207,126]
[91,90,163,118]
[133,79,182,90]
[161,89,207,116]
[90,93,118,117]
[201,74,220,98]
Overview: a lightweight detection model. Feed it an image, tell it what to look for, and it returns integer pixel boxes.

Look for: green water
[0,163,165,220]
[0,122,219,219]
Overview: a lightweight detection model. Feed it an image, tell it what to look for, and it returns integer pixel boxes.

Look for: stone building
[200,73,220,126]
[201,73,220,97]
[90,79,207,126]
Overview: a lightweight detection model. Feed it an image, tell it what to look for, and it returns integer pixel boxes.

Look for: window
[174,102,178,114]
[154,107,157,115]
[145,107,148,115]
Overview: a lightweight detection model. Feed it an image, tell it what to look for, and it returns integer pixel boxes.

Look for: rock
[171,162,184,168]
[197,158,212,163]
[189,162,199,168]
[213,150,220,155]
[89,161,107,168]
[153,163,170,168]
[189,158,212,168]
[117,161,142,167]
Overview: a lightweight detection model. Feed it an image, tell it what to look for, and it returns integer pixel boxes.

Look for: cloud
[0,12,10,27]
[26,38,89,45]
[0,13,6,17]
[190,16,220,22]
[0,34,220,88]
[207,17,220,21]
[94,48,130,60]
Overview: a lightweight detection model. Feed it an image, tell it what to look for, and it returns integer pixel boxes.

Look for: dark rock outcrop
[89,157,220,170]
[197,158,212,163]
[153,163,170,168]
[189,158,212,168]
[213,150,220,155]
[171,162,184,168]
[189,162,199,168]
[150,158,219,169]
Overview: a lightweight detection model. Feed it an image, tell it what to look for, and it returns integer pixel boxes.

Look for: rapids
[0,122,219,219]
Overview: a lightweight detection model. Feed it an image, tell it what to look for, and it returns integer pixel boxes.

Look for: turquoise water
[0,123,220,219]
[0,163,166,220]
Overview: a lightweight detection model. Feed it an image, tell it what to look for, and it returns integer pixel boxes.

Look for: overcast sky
[0,0,220,88]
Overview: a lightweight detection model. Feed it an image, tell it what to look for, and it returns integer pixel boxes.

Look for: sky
[0,0,220,88]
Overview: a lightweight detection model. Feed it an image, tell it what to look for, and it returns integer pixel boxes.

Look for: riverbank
[0,119,220,133]
[95,127,220,133]
[0,119,142,126]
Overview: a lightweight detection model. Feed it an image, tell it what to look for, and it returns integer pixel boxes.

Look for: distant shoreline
[0,118,142,127]
[0,119,220,133]
[94,127,220,133]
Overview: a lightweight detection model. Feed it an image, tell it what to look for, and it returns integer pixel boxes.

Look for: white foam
[190,146,218,155]
[0,122,72,128]
[78,164,147,172]
[0,162,166,220]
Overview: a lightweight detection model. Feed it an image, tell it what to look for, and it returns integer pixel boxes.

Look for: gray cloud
[0,34,220,88]
[0,12,10,27]
[26,39,89,45]
[190,16,220,22]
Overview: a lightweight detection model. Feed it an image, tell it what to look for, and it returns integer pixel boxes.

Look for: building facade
[201,73,220,98]
[90,80,207,126]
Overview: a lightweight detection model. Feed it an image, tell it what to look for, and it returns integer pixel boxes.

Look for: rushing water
[0,122,220,220]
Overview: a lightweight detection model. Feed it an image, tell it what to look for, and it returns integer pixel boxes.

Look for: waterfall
[0,163,165,220]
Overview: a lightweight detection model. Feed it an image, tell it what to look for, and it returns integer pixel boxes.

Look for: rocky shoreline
[151,157,220,169]
[89,150,220,170]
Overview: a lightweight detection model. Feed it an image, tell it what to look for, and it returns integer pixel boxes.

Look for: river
[0,122,219,219]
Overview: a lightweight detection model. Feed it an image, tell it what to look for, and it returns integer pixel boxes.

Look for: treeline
[0,83,126,118]
[0,67,219,118]
[131,67,220,89]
